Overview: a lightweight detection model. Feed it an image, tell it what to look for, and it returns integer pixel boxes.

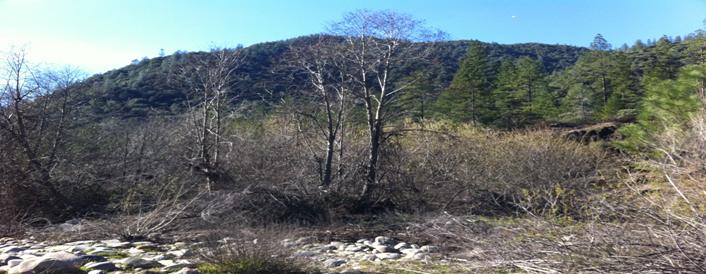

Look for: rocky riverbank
[0,235,442,274]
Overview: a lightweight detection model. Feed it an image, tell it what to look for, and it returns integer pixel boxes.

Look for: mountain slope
[76,36,588,118]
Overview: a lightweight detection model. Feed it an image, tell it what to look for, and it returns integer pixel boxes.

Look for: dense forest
[2,9,706,274]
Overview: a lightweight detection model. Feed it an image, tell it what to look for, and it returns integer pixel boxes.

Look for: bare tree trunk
[361,119,382,200]
[290,38,349,188]
[179,47,242,192]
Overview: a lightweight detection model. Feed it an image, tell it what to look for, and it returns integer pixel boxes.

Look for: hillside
[76,36,587,118]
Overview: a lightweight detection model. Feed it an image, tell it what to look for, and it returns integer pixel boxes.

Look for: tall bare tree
[0,48,85,210]
[329,10,445,201]
[178,47,242,192]
[289,36,350,187]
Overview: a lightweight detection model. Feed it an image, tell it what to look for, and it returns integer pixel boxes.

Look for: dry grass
[197,226,316,274]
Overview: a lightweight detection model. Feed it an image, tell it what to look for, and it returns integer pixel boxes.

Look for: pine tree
[619,64,706,151]
[515,57,546,113]
[490,59,522,127]
[685,29,706,65]
[397,71,437,122]
[647,36,683,80]
[560,83,594,123]
[434,42,492,123]
[590,33,612,51]
[552,48,639,122]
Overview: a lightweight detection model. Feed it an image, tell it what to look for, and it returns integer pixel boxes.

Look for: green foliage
[487,57,554,128]
[434,42,493,123]
[684,30,706,65]
[590,33,612,51]
[618,64,706,152]
[550,49,640,123]
[396,71,439,121]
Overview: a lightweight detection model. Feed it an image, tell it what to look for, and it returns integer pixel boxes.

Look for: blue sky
[1,0,704,73]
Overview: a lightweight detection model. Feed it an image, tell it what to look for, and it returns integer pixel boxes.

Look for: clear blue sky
[1,0,704,73]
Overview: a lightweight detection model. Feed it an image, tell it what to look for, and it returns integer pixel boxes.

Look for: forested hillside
[76,36,587,118]
[73,30,706,130]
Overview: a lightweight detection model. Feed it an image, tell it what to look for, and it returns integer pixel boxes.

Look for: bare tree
[0,48,85,211]
[178,47,242,192]
[289,36,350,187]
[328,10,445,201]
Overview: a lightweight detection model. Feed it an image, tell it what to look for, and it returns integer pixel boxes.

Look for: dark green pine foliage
[434,42,493,123]
[551,43,640,123]
[685,29,706,65]
[490,57,553,128]
[647,36,684,80]
[396,71,439,122]
[490,59,523,127]
[514,57,552,122]
[590,33,612,51]
[601,52,642,121]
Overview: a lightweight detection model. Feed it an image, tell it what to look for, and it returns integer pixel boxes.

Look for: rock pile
[0,235,441,273]
[282,236,440,271]
[0,238,198,274]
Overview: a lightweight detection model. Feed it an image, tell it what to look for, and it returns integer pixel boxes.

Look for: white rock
[405,253,430,261]
[9,255,80,274]
[374,236,394,245]
[161,262,195,272]
[127,247,144,254]
[0,254,20,265]
[394,242,408,250]
[374,252,400,260]
[419,245,439,253]
[103,240,131,249]
[344,245,362,252]
[66,240,95,246]
[116,257,160,268]
[360,255,377,261]
[400,248,421,255]
[6,259,22,268]
[371,244,394,253]
[84,261,117,272]
[167,249,193,258]
[0,247,24,254]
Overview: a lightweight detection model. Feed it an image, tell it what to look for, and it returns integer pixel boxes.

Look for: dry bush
[197,226,315,274]
[0,184,26,236]
[224,115,320,193]
[385,116,706,272]
[118,180,203,241]
[385,121,606,216]
[527,112,706,272]
[198,187,329,227]
[588,112,706,272]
